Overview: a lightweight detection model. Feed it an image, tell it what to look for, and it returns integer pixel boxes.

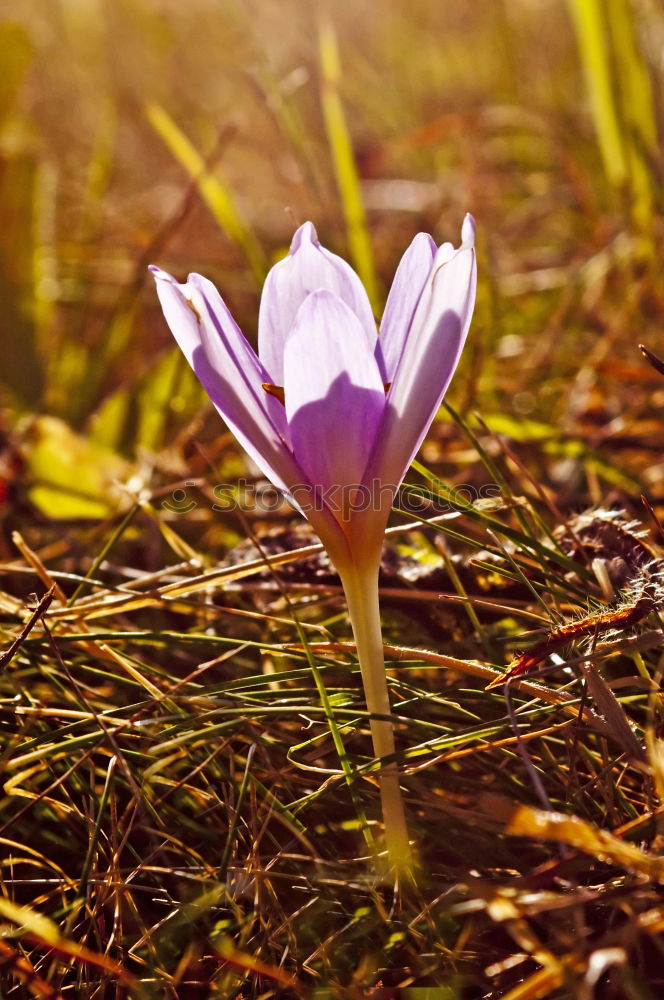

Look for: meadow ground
[1,1,664,997]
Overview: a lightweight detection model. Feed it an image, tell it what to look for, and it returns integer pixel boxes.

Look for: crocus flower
[151,218,476,870]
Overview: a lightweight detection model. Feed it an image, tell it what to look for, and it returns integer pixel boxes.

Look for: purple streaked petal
[378,232,436,382]
[258,222,376,385]
[367,216,477,490]
[151,267,293,482]
[185,273,290,443]
[151,266,353,562]
[283,290,385,509]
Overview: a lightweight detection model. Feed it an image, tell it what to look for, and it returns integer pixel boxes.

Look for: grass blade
[146,101,266,283]
[318,14,380,310]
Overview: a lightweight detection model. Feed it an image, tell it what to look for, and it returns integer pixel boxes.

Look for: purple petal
[151,267,293,481]
[185,273,291,443]
[367,216,477,490]
[283,290,385,517]
[150,266,353,564]
[461,213,476,249]
[258,222,377,385]
[378,232,436,381]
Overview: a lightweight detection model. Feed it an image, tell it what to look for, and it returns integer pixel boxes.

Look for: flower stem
[340,559,412,873]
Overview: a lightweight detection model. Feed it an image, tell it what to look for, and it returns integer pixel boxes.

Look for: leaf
[24,415,131,519]
[507,805,664,881]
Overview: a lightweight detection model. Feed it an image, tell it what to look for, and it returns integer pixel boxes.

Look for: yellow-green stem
[339,559,412,872]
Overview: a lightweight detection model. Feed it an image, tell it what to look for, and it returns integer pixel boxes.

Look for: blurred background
[2,7,664,992]
[0,0,662,526]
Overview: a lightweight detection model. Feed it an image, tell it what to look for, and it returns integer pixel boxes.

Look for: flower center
[261,382,285,405]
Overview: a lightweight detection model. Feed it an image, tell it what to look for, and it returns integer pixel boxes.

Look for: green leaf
[25,415,131,519]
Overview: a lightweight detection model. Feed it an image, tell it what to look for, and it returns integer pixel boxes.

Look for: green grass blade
[318,15,380,310]
[566,0,627,187]
[146,101,266,283]
[605,0,658,231]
